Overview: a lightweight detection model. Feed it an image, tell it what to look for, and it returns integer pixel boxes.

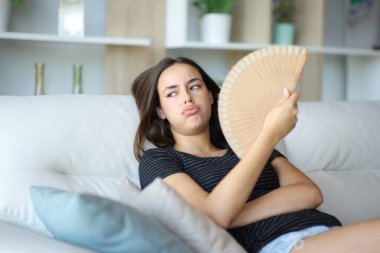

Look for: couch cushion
[0,95,148,236]
[281,101,380,224]
[0,221,94,253]
[0,169,120,235]
[308,169,380,225]
[282,101,380,173]
[0,95,140,185]
[119,177,247,253]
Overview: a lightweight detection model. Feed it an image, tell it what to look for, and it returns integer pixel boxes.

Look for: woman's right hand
[262,88,299,143]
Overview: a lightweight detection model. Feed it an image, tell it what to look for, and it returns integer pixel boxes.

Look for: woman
[132,57,380,253]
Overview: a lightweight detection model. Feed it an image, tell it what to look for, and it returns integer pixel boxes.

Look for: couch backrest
[280,101,380,224]
[1,95,379,225]
[0,95,141,186]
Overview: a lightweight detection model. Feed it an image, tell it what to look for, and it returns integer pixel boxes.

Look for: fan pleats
[219,46,308,158]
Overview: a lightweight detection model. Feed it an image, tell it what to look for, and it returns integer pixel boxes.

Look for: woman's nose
[184,97,193,104]
[182,91,193,104]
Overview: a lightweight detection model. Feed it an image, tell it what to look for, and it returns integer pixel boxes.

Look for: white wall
[321,0,347,101]
[347,56,380,101]
[322,0,380,101]
[346,0,380,101]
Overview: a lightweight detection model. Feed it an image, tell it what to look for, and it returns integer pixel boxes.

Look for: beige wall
[105,0,166,94]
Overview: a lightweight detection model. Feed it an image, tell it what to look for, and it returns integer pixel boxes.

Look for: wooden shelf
[167,41,380,57]
[0,32,151,47]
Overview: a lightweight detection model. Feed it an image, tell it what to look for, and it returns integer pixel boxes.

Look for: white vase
[0,0,11,32]
[201,13,231,44]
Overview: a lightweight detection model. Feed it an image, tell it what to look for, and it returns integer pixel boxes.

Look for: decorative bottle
[34,63,45,95]
[72,64,83,94]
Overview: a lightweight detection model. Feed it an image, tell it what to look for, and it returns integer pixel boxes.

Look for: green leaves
[192,0,234,16]
[273,0,296,23]
[10,0,27,4]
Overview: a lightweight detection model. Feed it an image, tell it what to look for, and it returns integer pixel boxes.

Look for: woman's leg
[291,217,380,253]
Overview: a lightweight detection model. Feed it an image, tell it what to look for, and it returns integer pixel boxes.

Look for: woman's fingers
[278,88,299,108]
[262,88,300,142]
[277,88,291,105]
[283,87,291,98]
[289,90,299,104]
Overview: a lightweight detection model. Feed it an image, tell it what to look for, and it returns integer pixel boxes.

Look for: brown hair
[132,57,226,160]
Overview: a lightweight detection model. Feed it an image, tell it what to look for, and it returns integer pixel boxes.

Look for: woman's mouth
[182,105,200,116]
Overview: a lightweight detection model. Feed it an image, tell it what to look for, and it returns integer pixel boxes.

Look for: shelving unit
[104,0,166,95]
[0,0,155,96]
[166,0,324,100]
[166,0,380,101]
[1,0,379,100]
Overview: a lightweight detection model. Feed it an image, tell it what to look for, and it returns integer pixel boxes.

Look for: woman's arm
[164,131,278,228]
[164,89,299,228]
[229,157,323,228]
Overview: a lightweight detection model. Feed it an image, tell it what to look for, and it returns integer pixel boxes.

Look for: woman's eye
[190,84,201,90]
[166,92,177,97]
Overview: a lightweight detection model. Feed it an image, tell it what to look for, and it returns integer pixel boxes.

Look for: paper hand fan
[218,45,308,158]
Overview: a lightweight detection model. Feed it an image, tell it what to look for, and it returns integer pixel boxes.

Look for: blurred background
[0,0,379,101]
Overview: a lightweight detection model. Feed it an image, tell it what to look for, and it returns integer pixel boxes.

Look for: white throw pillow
[0,169,120,235]
[119,177,247,253]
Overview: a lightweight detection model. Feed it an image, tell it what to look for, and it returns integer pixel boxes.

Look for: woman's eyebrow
[187,77,202,84]
[162,77,202,93]
[163,84,178,93]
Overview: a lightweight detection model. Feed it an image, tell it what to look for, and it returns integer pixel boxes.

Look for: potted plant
[192,0,234,44]
[272,0,296,45]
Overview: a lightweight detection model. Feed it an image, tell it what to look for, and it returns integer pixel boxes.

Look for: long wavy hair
[132,57,226,160]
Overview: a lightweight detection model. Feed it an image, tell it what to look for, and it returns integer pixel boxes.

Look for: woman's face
[156,63,214,137]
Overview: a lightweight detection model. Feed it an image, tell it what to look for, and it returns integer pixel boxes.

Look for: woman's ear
[209,92,214,105]
[156,107,166,119]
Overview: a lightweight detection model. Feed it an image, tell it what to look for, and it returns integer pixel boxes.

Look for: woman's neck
[172,133,225,157]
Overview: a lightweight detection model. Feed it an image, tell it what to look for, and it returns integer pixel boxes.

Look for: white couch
[0,95,379,252]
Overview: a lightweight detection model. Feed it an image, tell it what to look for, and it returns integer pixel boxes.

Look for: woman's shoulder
[142,147,166,155]
[141,147,170,160]
[141,146,183,162]
[139,147,183,189]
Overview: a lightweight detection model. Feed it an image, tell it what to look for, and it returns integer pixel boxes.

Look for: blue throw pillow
[29,186,193,253]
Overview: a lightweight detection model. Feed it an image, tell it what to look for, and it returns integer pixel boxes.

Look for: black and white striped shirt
[139,146,341,253]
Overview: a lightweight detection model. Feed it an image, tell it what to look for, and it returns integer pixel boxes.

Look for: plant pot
[273,23,295,45]
[0,0,11,32]
[201,13,231,44]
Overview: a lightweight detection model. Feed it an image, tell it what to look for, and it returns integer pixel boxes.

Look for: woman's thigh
[291,217,380,253]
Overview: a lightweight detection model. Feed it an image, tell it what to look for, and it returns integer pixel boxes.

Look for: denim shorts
[259,225,334,253]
